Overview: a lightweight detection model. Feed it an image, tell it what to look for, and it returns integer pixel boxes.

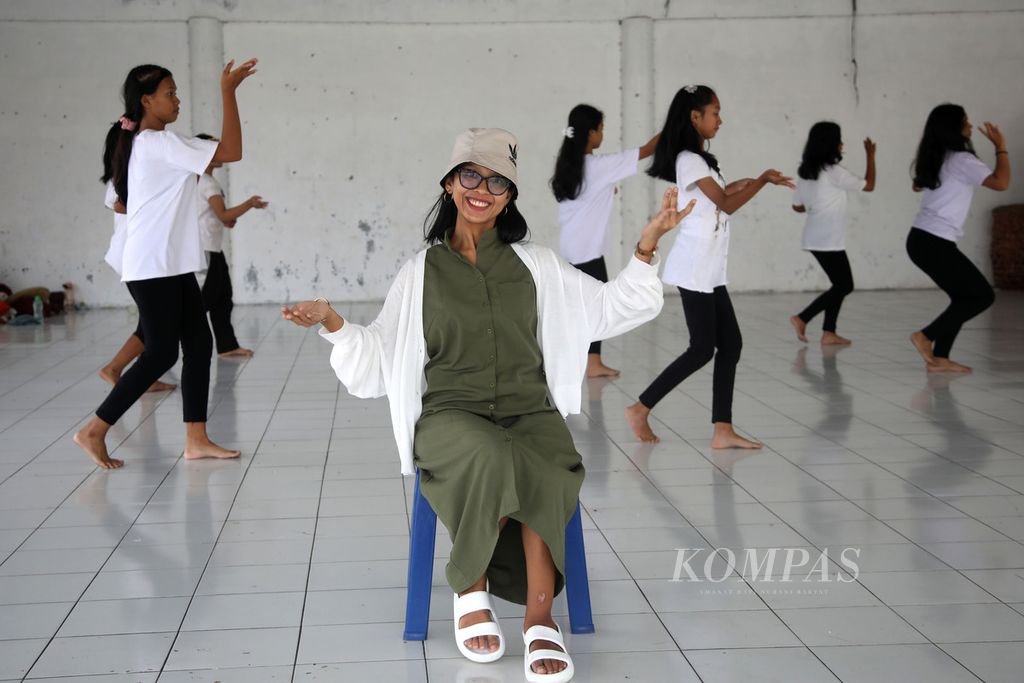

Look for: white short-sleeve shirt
[103,181,127,277]
[198,173,226,253]
[913,151,992,242]
[793,164,866,251]
[558,148,640,264]
[662,151,729,293]
[121,130,218,282]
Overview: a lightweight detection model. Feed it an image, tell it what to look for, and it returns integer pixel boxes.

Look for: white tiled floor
[1,288,1023,682]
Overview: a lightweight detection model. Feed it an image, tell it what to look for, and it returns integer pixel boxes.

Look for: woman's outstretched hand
[980,122,1005,150]
[759,169,796,189]
[643,187,696,239]
[281,300,343,332]
[221,58,258,93]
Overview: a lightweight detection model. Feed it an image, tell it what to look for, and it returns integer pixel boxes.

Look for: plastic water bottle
[33,295,44,322]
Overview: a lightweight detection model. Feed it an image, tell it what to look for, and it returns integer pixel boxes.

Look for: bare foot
[144,380,177,393]
[73,426,124,470]
[821,331,852,346]
[711,423,763,450]
[184,439,241,460]
[928,357,972,373]
[789,315,808,343]
[625,402,660,443]
[219,347,254,358]
[910,331,936,365]
[524,619,569,676]
[586,355,620,378]
[98,365,120,386]
[458,590,501,655]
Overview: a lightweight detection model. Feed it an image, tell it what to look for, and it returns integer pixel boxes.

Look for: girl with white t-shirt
[551,104,660,377]
[195,133,268,358]
[789,122,876,346]
[625,85,794,448]
[907,103,1010,373]
[74,59,258,470]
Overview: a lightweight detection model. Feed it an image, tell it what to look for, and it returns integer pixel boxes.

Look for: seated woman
[282,128,692,683]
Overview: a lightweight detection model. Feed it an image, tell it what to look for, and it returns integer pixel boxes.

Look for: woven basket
[992,204,1024,290]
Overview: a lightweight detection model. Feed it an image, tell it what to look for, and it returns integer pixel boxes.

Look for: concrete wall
[0,1,1021,305]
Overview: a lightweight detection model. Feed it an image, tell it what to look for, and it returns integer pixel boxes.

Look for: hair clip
[683,84,698,94]
[563,126,575,139]
[118,116,137,131]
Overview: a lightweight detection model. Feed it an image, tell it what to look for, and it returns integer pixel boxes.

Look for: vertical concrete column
[619,16,656,269]
[188,17,227,254]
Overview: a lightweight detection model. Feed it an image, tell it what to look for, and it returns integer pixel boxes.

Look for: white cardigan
[319,241,664,475]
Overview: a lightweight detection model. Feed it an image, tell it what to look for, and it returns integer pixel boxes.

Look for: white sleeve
[317,259,413,398]
[104,182,118,210]
[561,253,665,342]
[591,148,641,186]
[951,152,992,186]
[827,164,867,192]
[199,175,222,202]
[675,152,712,191]
[160,131,219,175]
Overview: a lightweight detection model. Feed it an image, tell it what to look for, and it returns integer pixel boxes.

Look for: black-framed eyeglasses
[458,167,512,196]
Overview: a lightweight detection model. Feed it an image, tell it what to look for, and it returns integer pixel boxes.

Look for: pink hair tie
[119,116,137,132]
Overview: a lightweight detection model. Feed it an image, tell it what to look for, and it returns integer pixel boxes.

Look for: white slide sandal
[523,623,574,683]
[453,590,506,663]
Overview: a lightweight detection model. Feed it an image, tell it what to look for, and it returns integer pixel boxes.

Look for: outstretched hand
[281,300,330,328]
[644,187,697,238]
[864,137,877,155]
[248,195,269,209]
[760,169,796,189]
[221,58,258,93]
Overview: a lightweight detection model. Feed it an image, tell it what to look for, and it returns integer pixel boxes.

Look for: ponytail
[100,64,173,203]
[550,104,603,202]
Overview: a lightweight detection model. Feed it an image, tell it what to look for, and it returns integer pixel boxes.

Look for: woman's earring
[704,139,712,152]
[503,206,509,216]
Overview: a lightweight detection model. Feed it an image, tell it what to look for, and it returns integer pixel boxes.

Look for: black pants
[639,286,742,423]
[797,250,854,333]
[906,227,995,358]
[127,284,144,343]
[96,274,212,425]
[202,251,240,354]
[573,256,608,355]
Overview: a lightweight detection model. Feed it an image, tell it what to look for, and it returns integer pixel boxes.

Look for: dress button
[486,328,493,335]
[488,382,494,388]
[488,403,495,410]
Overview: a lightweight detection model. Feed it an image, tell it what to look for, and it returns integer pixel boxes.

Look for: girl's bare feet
[910,331,936,365]
[99,367,176,393]
[586,354,620,378]
[710,422,762,450]
[73,418,124,470]
[928,357,972,373]
[789,315,808,342]
[219,347,254,358]
[625,402,659,443]
[821,331,852,346]
[523,617,569,676]
[183,423,241,460]
[458,587,501,655]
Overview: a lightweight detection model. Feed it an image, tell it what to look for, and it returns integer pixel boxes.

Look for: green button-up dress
[413,228,585,605]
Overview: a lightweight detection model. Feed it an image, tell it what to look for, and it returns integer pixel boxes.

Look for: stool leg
[403,473,437,641]
[564,501,595,634]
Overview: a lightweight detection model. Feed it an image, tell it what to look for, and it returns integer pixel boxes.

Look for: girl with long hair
[551,104,659,377]
[906,104,1010,372]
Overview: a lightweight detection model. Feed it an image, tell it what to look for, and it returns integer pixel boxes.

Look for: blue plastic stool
[403,472,595,640]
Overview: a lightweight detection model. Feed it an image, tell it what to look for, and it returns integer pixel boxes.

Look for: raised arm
[695,168,794,216]
[212,58,257,164]
[638,132,661,160]
[980,122,1011,191]
[863,137,877,192]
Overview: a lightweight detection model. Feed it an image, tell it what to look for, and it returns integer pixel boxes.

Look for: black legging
[639,286,741,423]
[96,274,212,425]
[572,256,608,355]
[906,227,995,358]
[127,284,144,344]
[797,250,854,333]
[202,251,241,354]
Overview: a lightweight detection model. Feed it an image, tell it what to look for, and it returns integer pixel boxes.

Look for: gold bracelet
[635,241,657,258]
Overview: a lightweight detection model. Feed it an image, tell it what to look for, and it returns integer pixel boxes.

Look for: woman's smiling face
[444,162,513,228]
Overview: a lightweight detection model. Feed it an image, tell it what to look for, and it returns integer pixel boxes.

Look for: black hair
[100,64,173,203]
[647,85,719,182]
[913,103,974,190]
[798,121,843,180]
[550,104,603,202]
[423,164,529,245]
[196,133,214,140]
